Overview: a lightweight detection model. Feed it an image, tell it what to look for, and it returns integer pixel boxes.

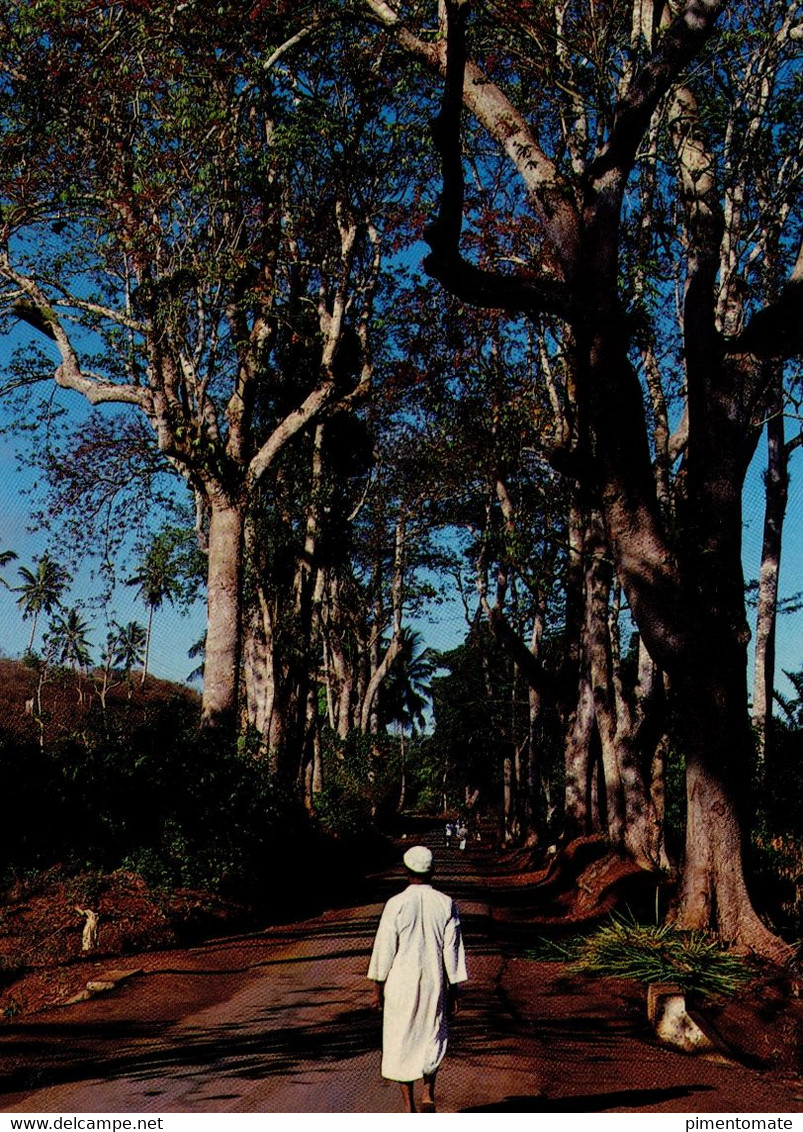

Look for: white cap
[403,845,433,874]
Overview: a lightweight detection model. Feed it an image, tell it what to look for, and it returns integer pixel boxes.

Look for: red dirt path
[0,837,801,1114]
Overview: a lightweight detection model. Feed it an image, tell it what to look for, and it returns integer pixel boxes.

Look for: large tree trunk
[672,658,790,961]
[202,494,245,727]
[752,382,788,762]
[584,508,625,846]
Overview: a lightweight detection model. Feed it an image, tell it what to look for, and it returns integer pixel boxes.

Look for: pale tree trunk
[635,639,672,872]
[27,614,39,656]
[502,750,516,843]
[359,516,406,734]
[242,585,280,766]
[397,725,407,812]
[202,494,245,726]
[242,602,269,737]
[303,708,323,813]
[322,634,336,731]
[293,423,326,792]
[563,670,595,839]
[752,380,789,762]
[140,604,154,687]
[609,582,666,868]
[326,574,354,740]
[584,508,625,846]
[561,493,592,840]
[302,563,327,802]
[520,604,546,846]
[242,515,272,739]
[506,666,521,843]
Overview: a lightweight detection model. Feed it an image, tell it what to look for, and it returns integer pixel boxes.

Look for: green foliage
[314,731,381,839]
[427,627,514,810]
[0,700,307,903]
[13,553,71,653]
[126,527,203,615]
[525,914,752,999]
[748,826,803,938]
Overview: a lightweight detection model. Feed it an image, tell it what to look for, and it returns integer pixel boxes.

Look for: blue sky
[0,393,207,686]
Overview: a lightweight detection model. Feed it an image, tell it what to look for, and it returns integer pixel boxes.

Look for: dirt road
[1,839,801,1114]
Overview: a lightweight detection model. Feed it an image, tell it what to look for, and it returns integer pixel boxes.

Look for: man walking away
[368,845,468,1112]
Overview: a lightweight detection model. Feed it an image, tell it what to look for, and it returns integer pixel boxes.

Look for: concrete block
[647,982,717,1053]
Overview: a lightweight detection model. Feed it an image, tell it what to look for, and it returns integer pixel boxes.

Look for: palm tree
[187,633,206,684]
[46,607,93,707]
[14,554,70,653]
[97,620,147,708]
[126,533,189,685]
[382,629,436,733]
[47,607,92,670]
[381,629,437,811]
[113,620,148,675]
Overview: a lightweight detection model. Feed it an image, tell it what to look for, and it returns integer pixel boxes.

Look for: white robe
[367,883,468,1082]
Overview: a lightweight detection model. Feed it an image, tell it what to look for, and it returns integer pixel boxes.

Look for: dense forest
[0,0,802,963]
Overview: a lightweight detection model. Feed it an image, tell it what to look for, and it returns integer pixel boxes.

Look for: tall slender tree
[47,606,92,670]
[14,553,70,654]
[126,531,198,685]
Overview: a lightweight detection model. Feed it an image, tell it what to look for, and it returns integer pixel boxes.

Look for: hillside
[0,656,200,747]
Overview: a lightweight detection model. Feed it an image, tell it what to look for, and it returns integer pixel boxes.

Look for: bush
[314,731,379,839]
[0,702,310,906]
[525,913,753,999]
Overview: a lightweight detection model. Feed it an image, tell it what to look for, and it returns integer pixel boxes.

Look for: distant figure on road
[456,820,468,851]
[444,821,454,848]
[367,844,468,1113]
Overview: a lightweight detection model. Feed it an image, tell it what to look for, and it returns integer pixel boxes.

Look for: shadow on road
[461,1084,715,1111]
[0,1006,382,1099]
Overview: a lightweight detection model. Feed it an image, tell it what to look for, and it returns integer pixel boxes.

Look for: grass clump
[525,914,752,999]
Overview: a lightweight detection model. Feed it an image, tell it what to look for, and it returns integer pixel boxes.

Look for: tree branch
[423,0,571,314]
[733,237,803,358]
[589,0,727,190]
[364,0,578,287]
[246,380,337,488]
[1,260,148,408]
